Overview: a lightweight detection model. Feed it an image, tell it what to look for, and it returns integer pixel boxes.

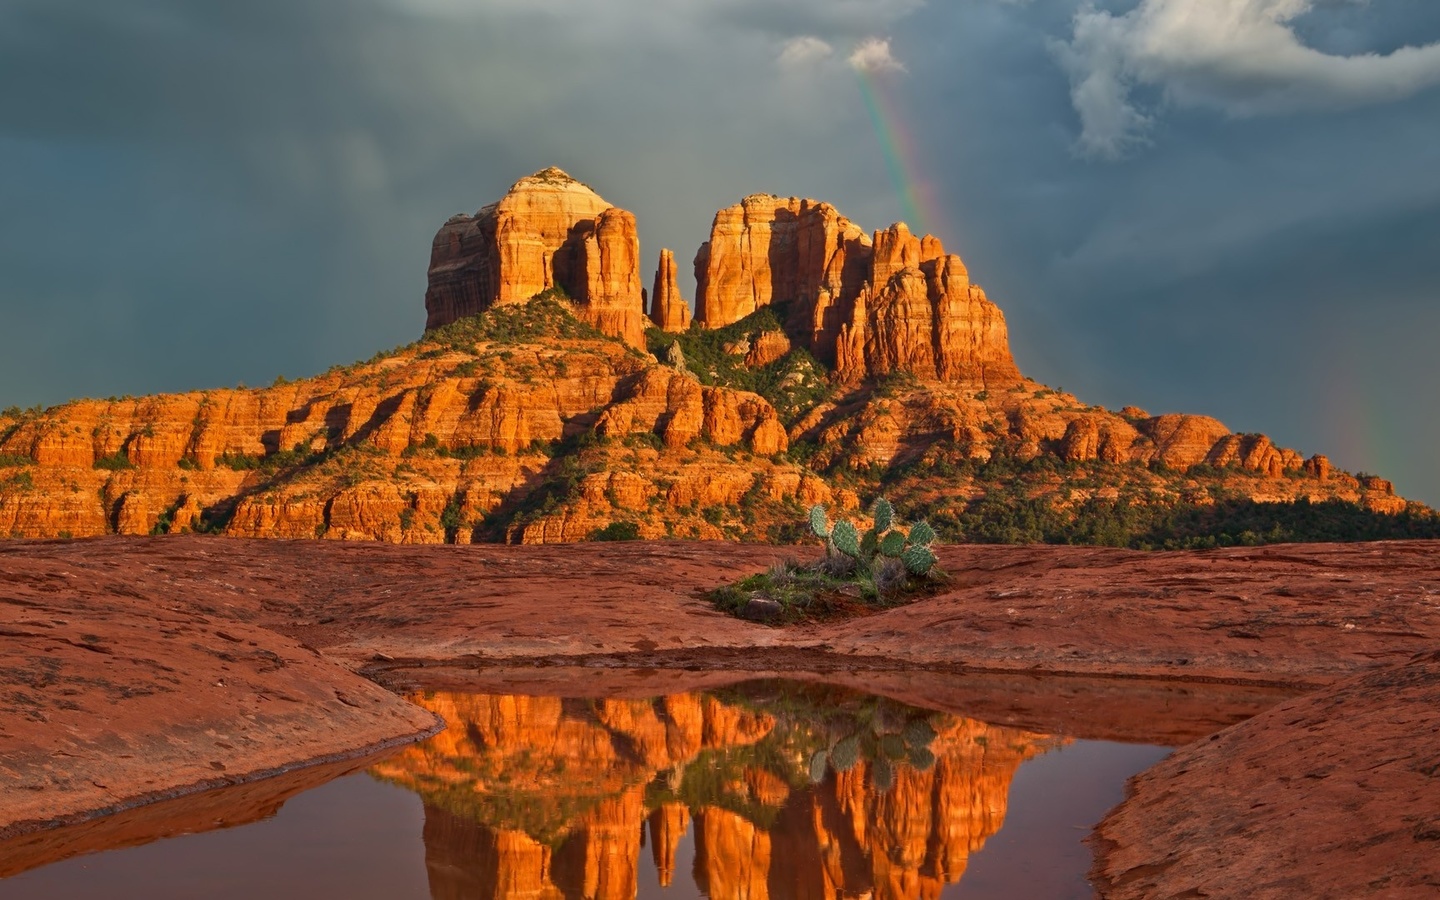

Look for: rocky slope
[0,168,1430,543]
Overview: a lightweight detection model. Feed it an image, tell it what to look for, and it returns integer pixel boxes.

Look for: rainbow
[854,66,948,243]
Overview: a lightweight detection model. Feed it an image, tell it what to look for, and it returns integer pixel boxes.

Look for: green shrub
[711,499,945,623]
[645,304,834,428]
[94,451,134,471]
[1,470,35,492]
[591,521,641,541]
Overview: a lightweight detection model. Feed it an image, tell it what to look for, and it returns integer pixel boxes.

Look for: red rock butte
[425,167,649,348]
[0,166,1422,543]
[694,194,1021,388]
[426,172,1021,388]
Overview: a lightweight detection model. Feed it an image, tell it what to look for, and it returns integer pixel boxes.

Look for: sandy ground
[2,535,1438,897]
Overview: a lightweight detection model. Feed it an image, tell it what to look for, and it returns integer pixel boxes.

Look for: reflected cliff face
[369,681,1060,900]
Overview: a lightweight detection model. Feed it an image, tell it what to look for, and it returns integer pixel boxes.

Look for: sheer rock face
[425,168,646,347]
[649,248,691,332]
[694,197,1021,388]
[579,208,647,348]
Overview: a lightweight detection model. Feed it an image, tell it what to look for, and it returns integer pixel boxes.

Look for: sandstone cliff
[426,168,647,347]
[694,195,1021,388]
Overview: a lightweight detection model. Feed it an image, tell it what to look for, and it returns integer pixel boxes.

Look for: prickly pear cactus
[809,504,832,540]
[832,520,861,558]
[907,519,936,548]
[873,497,894,533]
[902,543,938,576]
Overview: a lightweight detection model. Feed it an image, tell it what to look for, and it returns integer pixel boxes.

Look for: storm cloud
[1054,0,1440,158]
[1,0,1437,504]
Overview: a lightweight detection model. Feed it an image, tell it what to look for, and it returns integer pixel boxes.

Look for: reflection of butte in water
[369,687,1060,900]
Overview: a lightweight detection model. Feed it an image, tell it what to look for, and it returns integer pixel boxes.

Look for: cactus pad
[872,758,895,792]
[907,745,937,772]
[809,749,829,784]
[901,544,938,575]
[809,504,831,539]
[832,520,861,557]
[831,735,861,771]
[907,519,936,547]
[873,497,894,533]
[903,718,938,747]
[879,530,906,557]
[880,733,907,760]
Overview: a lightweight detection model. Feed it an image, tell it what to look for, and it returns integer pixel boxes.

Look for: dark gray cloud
[1,0,1437,504]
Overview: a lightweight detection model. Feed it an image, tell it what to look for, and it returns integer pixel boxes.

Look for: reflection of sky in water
[0,683,1170,900]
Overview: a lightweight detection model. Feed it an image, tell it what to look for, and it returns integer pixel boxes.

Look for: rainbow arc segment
[854,65,949,245]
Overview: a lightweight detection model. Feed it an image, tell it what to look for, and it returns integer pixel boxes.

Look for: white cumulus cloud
[848,36,906,73]
[1053,0,1440,159]
[778,35,835,69]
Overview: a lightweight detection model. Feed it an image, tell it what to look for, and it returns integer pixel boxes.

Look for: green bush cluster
[710,498,946,623]
[93,451,134,471]
[903,491,1440,549]
[421,290,611,353]
[216,445,326,474]
[590,521,641,541]
[1,470,34,492]
[647,304,833,426]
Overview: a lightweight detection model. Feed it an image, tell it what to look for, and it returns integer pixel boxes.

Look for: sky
[1,0,1437,504]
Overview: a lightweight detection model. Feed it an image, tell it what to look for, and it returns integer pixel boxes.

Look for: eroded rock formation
[425,168,647,347]
[0,310,819,542]
[694,196,1021,388]
[649,248,691,332]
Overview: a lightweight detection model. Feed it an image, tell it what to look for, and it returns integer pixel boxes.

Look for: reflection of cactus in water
[811,700,943,792]
[831,734,861,772]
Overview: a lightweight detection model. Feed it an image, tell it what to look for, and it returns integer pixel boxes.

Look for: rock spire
[649,248,691,332]
[424,167,647,347]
